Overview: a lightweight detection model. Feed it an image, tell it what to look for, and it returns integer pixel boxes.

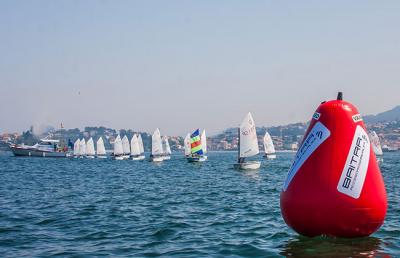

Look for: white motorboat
[9,139,69,158]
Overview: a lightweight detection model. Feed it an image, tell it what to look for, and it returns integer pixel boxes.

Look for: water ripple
[0,151,398,257]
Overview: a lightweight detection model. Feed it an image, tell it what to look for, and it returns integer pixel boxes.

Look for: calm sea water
[0,151,399,257]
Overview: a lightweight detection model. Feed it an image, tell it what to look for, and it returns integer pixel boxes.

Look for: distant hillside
[364,106,400,123]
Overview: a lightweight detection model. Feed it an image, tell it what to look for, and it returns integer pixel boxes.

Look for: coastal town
[1,117,399,152]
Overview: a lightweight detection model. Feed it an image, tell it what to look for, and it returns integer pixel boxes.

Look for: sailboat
[96,137,107,158]
[184,133,191,157]
[187,129,207,162]
[73,139,80,158]
[137,134,146,160]
[113,135,124,160]
[263,131,276,159]
[86,137,96,158]
[233,112,261,170]
[162,136,171,160]
[130,134,143,160]
[150,128,164,162]
[369,131,383,156]
[201,129,208,160]
[122,135,131,159]
[79,138,86,158]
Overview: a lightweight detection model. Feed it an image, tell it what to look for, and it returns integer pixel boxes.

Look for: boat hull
[96,155,107,159]
[150,156,164,162]
[233,161,261,170]
[10,146,68,158]
[264,154,276,159]
[113,155,125,160]
[162,155,171,160]
[187,156,207,162]
[131,155,145,161]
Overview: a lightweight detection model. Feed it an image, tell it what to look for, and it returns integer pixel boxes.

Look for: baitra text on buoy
[280,92,387,238]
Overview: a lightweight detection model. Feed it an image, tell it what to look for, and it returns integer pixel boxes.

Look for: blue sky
[1,1,399,135]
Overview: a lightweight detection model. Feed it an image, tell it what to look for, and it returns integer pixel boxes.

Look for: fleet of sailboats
[263,131,276,159]
[233,112,261,170]
[71,134,148,160]
[68,120,278,166]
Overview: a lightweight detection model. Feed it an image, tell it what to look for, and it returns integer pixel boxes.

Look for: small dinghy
[96,137,107,158]
[73,139,80,158]
[137,134,146,160]
[162,136,171,160]
[130,134,144,160]
[113,135,124,160]
[150,128,164,162]
[86,137,96,158]
[233,112,261,170]
[201,129,208,160]
[369,131,383,156]
[184,133,191,158]
[187,129,207,162]
[79,138,86,158]
[263,131,276,159]
[121,135,131,160]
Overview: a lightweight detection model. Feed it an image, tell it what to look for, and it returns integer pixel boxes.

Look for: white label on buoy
[283,122,331,191]
[352,114,363,123]
[313,112,321,120]
[337,125,370,199]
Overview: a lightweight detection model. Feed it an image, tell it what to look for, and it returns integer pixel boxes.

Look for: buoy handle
[337,92,343,100]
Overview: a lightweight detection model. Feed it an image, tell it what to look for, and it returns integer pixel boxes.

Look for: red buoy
[280,93,387,237]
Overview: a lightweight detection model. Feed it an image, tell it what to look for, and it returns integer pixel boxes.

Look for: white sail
[138,134,145,154]
[184,133,191,156]
[96,137,106,155]
[113,135,123,156]
[163,136,172,155]
[201,129,207,154]
[239,112,259,158]
[369,131,383,156]
[86,137,95,156]
[73,139,80,156]
[122,135,130,155]
[130,134,141,156]
[152,128,163,155]
[263,131,275,154]
[79,138,86,156]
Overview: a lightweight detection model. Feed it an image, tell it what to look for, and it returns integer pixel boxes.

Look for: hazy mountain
[364,106,400,123]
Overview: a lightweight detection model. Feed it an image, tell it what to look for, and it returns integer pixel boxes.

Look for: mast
[238,127,241,163]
